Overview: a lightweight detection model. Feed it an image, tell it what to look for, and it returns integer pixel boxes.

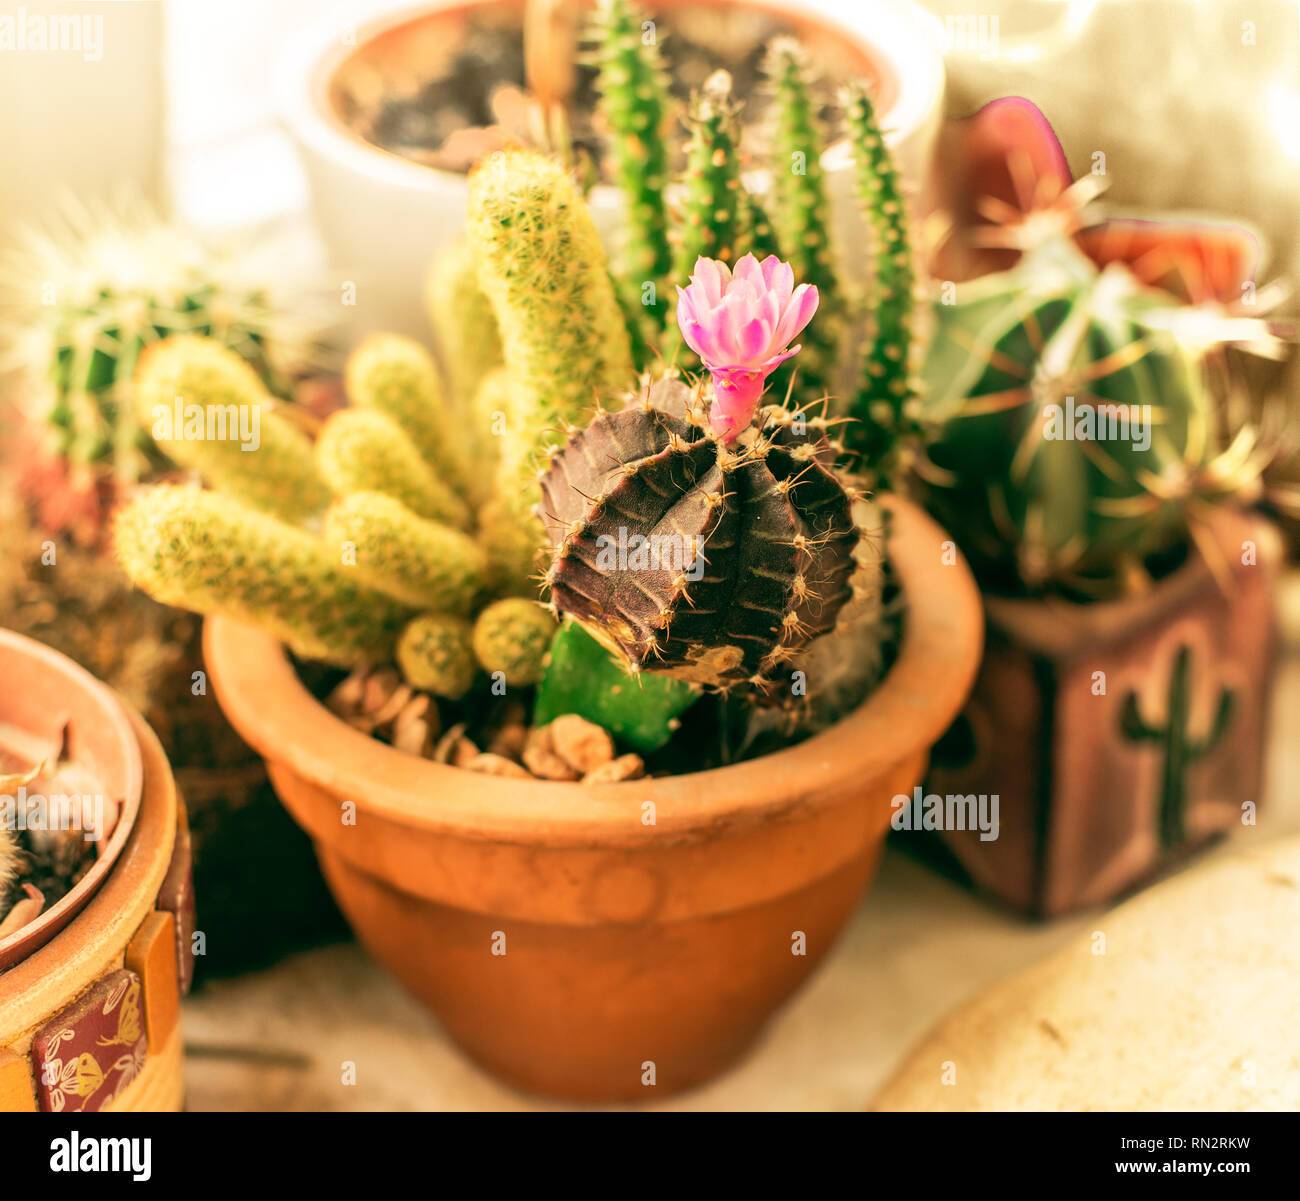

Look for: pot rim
[275,0,945,197]
[204,494,983,845]
[0,630,144,971]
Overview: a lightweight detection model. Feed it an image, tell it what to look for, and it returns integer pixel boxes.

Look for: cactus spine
[323,492,485,614]
[471,598,556,686]
[1120,645,1233,847]
[763,38,839,400]
[590,0,672,330]
[133,335,330,524]
[114,485,413,665]
[844,83,918,483]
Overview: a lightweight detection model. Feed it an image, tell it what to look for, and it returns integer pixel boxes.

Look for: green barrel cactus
[921,237,1220,595]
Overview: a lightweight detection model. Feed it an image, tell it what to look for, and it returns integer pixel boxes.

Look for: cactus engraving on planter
[1119,644,1234,848]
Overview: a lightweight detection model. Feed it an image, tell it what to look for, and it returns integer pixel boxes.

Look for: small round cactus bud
[397,614,476,699]
[322,492,485,614]
[471,598,556,686]
[315,408,471,530]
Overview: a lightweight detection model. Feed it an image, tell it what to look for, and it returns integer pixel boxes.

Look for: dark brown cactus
[538,376,859,691]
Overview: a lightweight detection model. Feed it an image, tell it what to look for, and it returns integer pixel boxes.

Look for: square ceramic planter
[926,507,1282,917]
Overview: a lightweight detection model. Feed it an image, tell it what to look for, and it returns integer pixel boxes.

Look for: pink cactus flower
[675,254,819,442]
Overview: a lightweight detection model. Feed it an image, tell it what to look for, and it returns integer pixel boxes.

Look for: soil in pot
[330,0,887,174]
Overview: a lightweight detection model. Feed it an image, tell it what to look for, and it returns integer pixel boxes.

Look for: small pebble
[465,753,532,779]
[523,744,580,781]
[550,714,615,774]
[583,754,646,784]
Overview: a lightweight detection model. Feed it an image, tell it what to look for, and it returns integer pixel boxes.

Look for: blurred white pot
[278,0,945,346]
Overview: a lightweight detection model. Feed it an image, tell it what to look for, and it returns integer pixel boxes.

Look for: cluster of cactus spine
[1,198,322,484]
[762,38,840,397]
[920,236,1240,596]
[115,333,557,699]
[588,0,673,330]
[844,82,918,482]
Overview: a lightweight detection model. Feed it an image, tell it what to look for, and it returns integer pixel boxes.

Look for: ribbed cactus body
[922,238,1214,592]
[845,84,917,482]
[590,0,672,318]
[538,377,859,690]
[114,485,413,665]
[315,408,471,530]
[397,614,476,699]
[323,492,486,614]
[424,233,502,403]
[763,39,838,399]
[344,332,480,504]
[134,336,329,524]
[471,598,556,685]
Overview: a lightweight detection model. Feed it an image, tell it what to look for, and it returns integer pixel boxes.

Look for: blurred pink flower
[676,253,819,441]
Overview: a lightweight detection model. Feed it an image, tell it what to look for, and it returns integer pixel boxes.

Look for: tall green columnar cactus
[673,71,745,283]
[134,336,330,524]
[762,38,838,400]
[1121,645,1234,848]
[921,237,1221,595]
[590,0,672,330]
[467,149,634,591]
[114,485,414,665]
[844,83,918,483]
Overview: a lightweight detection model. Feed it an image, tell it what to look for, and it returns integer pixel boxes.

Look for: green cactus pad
[533,620,699,754]
[134,335,330,524]
[323,491,486,614]
[315,408,472,531]
[396,613,476,699]
[114,484,412,665]
[470,597,557,686]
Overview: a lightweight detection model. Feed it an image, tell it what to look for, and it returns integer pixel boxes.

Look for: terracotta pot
[204,495,980,1100]
[927,507,1283,917]
[0,644,192,1112]
[0,630,143,969]
[277,0,945,343]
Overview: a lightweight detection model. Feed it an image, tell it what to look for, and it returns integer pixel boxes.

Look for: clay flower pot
[0,631,193,1112]
[277,0,945,342]
[927,507,1283,917]
[204,495,980,1100]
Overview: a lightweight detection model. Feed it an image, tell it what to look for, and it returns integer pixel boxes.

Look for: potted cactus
[0,629,192,1113]
[277,0,944,341]
[917,99,1292,917]
[114,42,980,1098]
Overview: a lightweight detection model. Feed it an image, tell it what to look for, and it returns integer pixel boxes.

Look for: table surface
[181,634,1300,1111]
